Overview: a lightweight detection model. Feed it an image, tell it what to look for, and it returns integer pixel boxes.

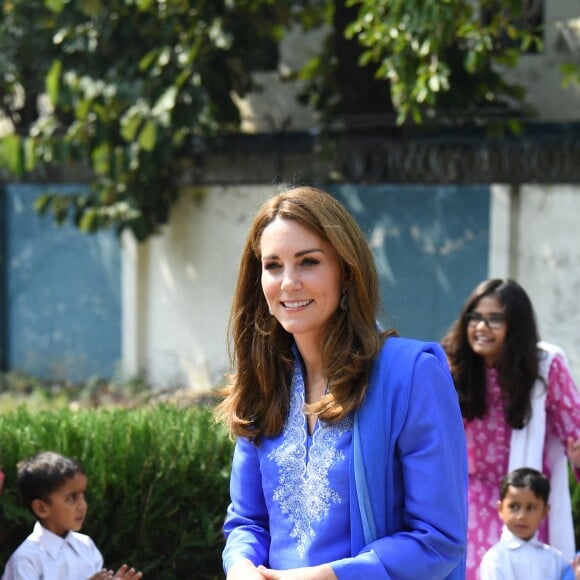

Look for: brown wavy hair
[215,186,394,440]
[441,278,540,428]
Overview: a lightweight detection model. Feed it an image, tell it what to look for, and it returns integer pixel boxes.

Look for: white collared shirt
[1,521,103,580]
[478,525,570,580]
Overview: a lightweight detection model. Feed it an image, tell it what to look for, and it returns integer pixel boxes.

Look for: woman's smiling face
[260,217,343,345]
[466,294,507,367]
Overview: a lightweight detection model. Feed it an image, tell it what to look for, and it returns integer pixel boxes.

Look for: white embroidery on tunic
[268,361,352,557]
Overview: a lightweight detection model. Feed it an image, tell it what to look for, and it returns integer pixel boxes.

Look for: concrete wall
[508,0,580,121]
[490,184,580,378]
[122,183,580,390]
[3,184,121,382]
[122,185,272,391]
[233,26,324,133]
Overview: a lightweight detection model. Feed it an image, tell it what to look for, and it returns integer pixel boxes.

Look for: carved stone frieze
[187,123,580,185]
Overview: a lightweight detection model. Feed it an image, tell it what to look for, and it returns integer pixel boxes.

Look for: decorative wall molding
[187,123,580,185]
[5,122,580,186]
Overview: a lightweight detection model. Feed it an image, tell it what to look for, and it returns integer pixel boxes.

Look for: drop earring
[340,291,348,310]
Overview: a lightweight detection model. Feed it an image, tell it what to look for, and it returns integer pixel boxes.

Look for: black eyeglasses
[466,312,505,330]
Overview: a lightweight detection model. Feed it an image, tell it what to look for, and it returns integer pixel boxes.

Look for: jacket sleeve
[332,351,468,579]
[222,437,270,573]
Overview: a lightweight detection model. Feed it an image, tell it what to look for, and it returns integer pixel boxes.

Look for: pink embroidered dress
[465,355,580,579]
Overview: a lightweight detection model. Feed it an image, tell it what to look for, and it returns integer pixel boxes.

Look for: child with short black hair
[1,451,142,580]
[479,467,575,580]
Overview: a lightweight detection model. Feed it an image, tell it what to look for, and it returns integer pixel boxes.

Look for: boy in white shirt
[479,467,575,580]
[1,451,142,580]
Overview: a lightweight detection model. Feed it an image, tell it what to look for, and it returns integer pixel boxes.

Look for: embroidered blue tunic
[223,338,468,579]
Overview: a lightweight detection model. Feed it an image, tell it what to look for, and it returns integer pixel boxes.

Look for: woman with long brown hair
[216,185,467,579]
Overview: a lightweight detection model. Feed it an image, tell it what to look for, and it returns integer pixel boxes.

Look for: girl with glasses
[441,278,580,579]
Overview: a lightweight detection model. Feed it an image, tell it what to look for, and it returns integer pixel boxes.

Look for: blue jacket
[335,337,468,579]
[223,337,468,578]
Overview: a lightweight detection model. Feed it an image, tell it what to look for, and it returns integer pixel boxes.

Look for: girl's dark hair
[500,467,550,504]
[441,278,539,428]
[17,451,86,508]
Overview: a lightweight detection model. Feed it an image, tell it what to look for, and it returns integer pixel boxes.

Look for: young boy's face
[497,485,549,541]
[32,472,89,538]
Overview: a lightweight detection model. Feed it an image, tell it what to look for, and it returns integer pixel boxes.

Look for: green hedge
[573,469,580,550]
[0,405,234,579]
[1,405,578,578]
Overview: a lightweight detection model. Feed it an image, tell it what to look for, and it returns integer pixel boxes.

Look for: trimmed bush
[0,405,234,579]
[1,404,578,577]
[573,469,580,550]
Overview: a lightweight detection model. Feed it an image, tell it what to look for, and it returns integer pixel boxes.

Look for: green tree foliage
[293,0,544,125]
[290,1,395,122]
[0,0,290,240]
[0,0,572,239]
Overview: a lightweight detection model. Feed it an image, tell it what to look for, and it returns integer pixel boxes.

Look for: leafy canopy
[0,0,570,240]
[293,0,544,124]
[0,0,290,240]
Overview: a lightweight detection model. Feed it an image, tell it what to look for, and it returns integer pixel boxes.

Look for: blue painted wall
[330,185,490,342]
[0,182,488,382]
[3,184,121,381]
